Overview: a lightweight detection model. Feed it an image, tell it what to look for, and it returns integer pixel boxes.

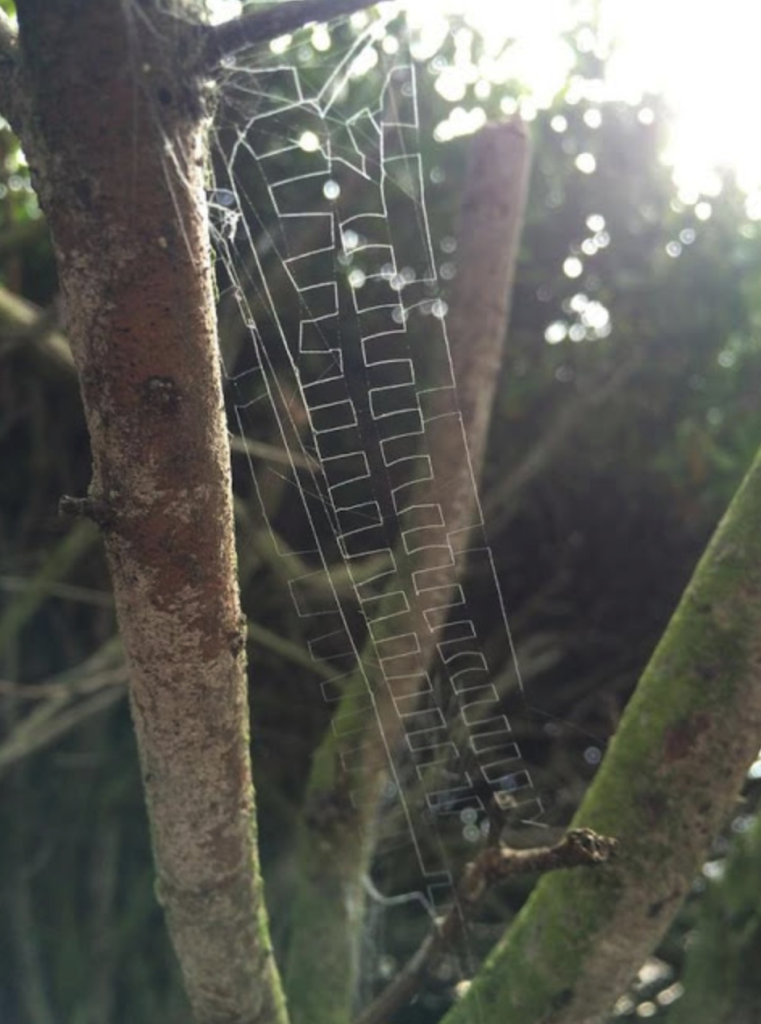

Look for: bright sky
[401,0,761,204]
[601,0,761,196]
[215,0,761,208]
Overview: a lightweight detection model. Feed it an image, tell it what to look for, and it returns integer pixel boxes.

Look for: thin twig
[200,0,382,70]
[88,821,121,1024]
[251,526,392,595]
[230,434,317,470]
[0,283,74,371]
[8,759,57,1024]
[0,686,125,778]
[247,620,335,680]
[0,575,113,609]
[484,354,642,526]
[354,829,618,1024]
[0,666,127,700]
[0,522,99,661]
[58,495,117,529]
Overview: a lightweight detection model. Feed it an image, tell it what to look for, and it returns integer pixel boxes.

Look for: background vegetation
[2,3,761,1021]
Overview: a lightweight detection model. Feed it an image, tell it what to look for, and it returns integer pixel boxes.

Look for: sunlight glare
[406,0,761,196]
[601,0,761,195]
[208,0,761,197]
[208,0,241,25]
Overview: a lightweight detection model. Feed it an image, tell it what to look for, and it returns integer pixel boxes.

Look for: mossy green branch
[443,442,761,1024]
[285,121,532,1024]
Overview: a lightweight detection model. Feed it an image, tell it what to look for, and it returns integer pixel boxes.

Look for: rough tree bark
[7,2,287,1021]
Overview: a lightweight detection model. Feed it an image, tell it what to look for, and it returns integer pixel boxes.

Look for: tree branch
[0,521,99,662]
[285,120,533,1024]
[355,830,618,1024]
[0,685,125,779]
[200,0,381,71]
[14,2,288,1020]
[483,352,642,527]
[0,665,126,700]
[0,282,74,371]
[441,438,761,1024]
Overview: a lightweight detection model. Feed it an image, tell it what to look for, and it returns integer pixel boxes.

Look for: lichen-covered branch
[13,2,286,1021]
[284,121,533,1024]
[442,439,761,1024]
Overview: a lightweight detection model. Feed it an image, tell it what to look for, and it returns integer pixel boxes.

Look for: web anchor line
[212,39,543,905]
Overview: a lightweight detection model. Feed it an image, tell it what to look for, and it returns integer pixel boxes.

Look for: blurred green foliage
[2,6,761,1022]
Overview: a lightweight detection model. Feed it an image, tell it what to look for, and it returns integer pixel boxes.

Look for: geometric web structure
[210,21,543,905]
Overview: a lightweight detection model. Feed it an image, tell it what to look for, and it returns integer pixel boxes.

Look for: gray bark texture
[9,2,286,1021]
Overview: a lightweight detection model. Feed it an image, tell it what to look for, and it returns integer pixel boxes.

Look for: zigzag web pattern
[210,16,544,909]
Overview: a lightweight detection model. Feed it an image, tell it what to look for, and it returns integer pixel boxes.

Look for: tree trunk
[11,2,286,1021]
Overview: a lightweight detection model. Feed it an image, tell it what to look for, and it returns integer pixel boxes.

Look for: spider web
[209,10,544,912]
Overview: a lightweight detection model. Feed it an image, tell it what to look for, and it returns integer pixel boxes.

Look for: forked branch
[355,829,619,1024]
